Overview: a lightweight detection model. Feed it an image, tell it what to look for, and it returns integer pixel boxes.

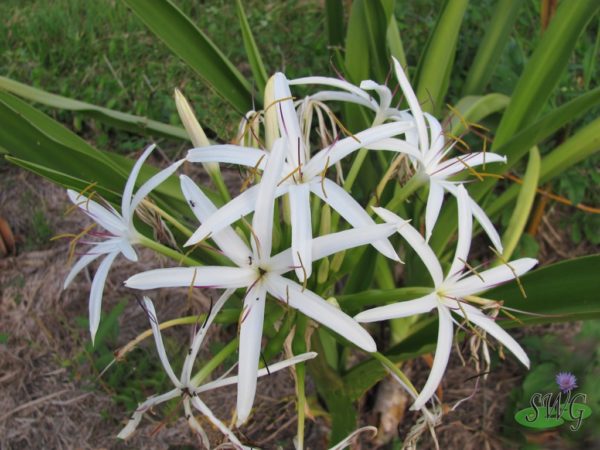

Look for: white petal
[63,249,104,289]
[448,185,473,278]
[118,239,138,262]
[329,426,378,450]
[89,251,118,344]
[273,73,305,165]
[186,145,268,169]
[197,352,318,392]
[184,183,287,247]
[443,182,503,252]
[453,303,529,368]
[354,293,437,323]
[121,144,156,220]
[288,183,313,282]
[191,397,249,449]
[306,121,414,176]
[142,297,181,386]
[363,138,422,160]
[372,207,444,286]
[67,190,125,236]
[311,179,397,261]
[424,181,445,243]
[180,175,252,266]
[182,398,210,448]
[435,152,507,179]
[181,289,235,383]
[125,267,257,290]
[117,388,180,439]
[128,158,185,220]
[360,80,392,112]
[446,258,538,298]
[308,90,375,109]
[266,275,377,352]
[290,76,373,102]
[411,306,453,410]
[252,138,287,260]
[392,57,428,153]
[236,284,267,426]
[270,223,399,274]
[423,113,445,158]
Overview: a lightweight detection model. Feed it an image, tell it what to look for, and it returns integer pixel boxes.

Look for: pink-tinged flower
[185,72,412,283]
[125,145,395,425]
[63,145,183,343]
[355,186,536,410]
[117,295,316,449]
[556,372,577,393]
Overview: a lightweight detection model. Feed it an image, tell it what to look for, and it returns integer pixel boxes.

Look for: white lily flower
[125,149,395,424]
[186,73,413,282]
[63,144,184,343]
[355,185,537,410]
[117,295,317,449]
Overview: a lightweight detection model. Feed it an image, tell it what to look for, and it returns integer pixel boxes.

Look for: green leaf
[415,0,469,115]
[124,0,253,113]
[344,0,371,84]
[0,76,188,140]
[449,93,510,136]
[338,286,433,314]
[500,146,540,261]
[462,0,521,95]
[386,9,407,69]
[235,0,268,95]
[493,0,600,148]
[325,0,345,48]
[488,117,600,218]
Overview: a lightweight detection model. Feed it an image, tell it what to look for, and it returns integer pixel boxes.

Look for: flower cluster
[62,57,537,448]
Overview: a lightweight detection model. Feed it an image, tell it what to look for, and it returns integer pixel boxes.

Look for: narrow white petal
[423,113,445,158]
[67,190,125,236]
[266,275,377,352]
[186,145,268,169]
[288,183,313,282]
[453,303,529,368]
[411,306,453,410]
[180,175,252,266]
[424,181,445,243]
[89,252,118,344]
[117,388,180,439]
[125,267,257,290]
[290,76,373,101]
[354,293,437,323]
[363,138,422,160]
[372,207,444,286]
[392,57,428,153]
[182,398,210,448]
[236,285,267,426]
[448,185,473,277]
[191,397,249,449]
[435,152,507,179]
[63,250,103,289]
[117,239,138,262]
[443,182,503,252]
[128,158,185,220]
[309,90,375,109]
[184,183,288,247]
[306,121,414,176]
[273,73,305,165]
[311,179,397,261]
[252,138,286,261]
[197,352,318,392]
[447,258,538,298]
[142,297,181,386]
[121,144,156,220]
[360,80,392,112]
[270,223,399,274]
[329,426,378,450]
[181,289,235,383]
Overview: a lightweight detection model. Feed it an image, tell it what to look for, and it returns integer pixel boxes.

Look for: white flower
[63,144,183,342]
[185,73,414,282]
[117,295,317,449]
[355,185,537,410]
[292,59,507,250]
[125,145,395,425]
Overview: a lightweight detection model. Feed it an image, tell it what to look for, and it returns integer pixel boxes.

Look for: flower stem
[138,234,201,266]
[208,166,232,203]
[343,148,369,192]
[141,200,193,237]
[384,172,427,213]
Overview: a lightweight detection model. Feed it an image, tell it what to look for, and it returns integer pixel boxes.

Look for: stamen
[457,258,484,282]
[296,251,308,291]
[489,246,527,299]
[319,156,330,198]
[240,216,261,259]
[240,154,266,192]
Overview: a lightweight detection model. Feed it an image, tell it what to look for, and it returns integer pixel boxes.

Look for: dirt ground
[0,162,594,449]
